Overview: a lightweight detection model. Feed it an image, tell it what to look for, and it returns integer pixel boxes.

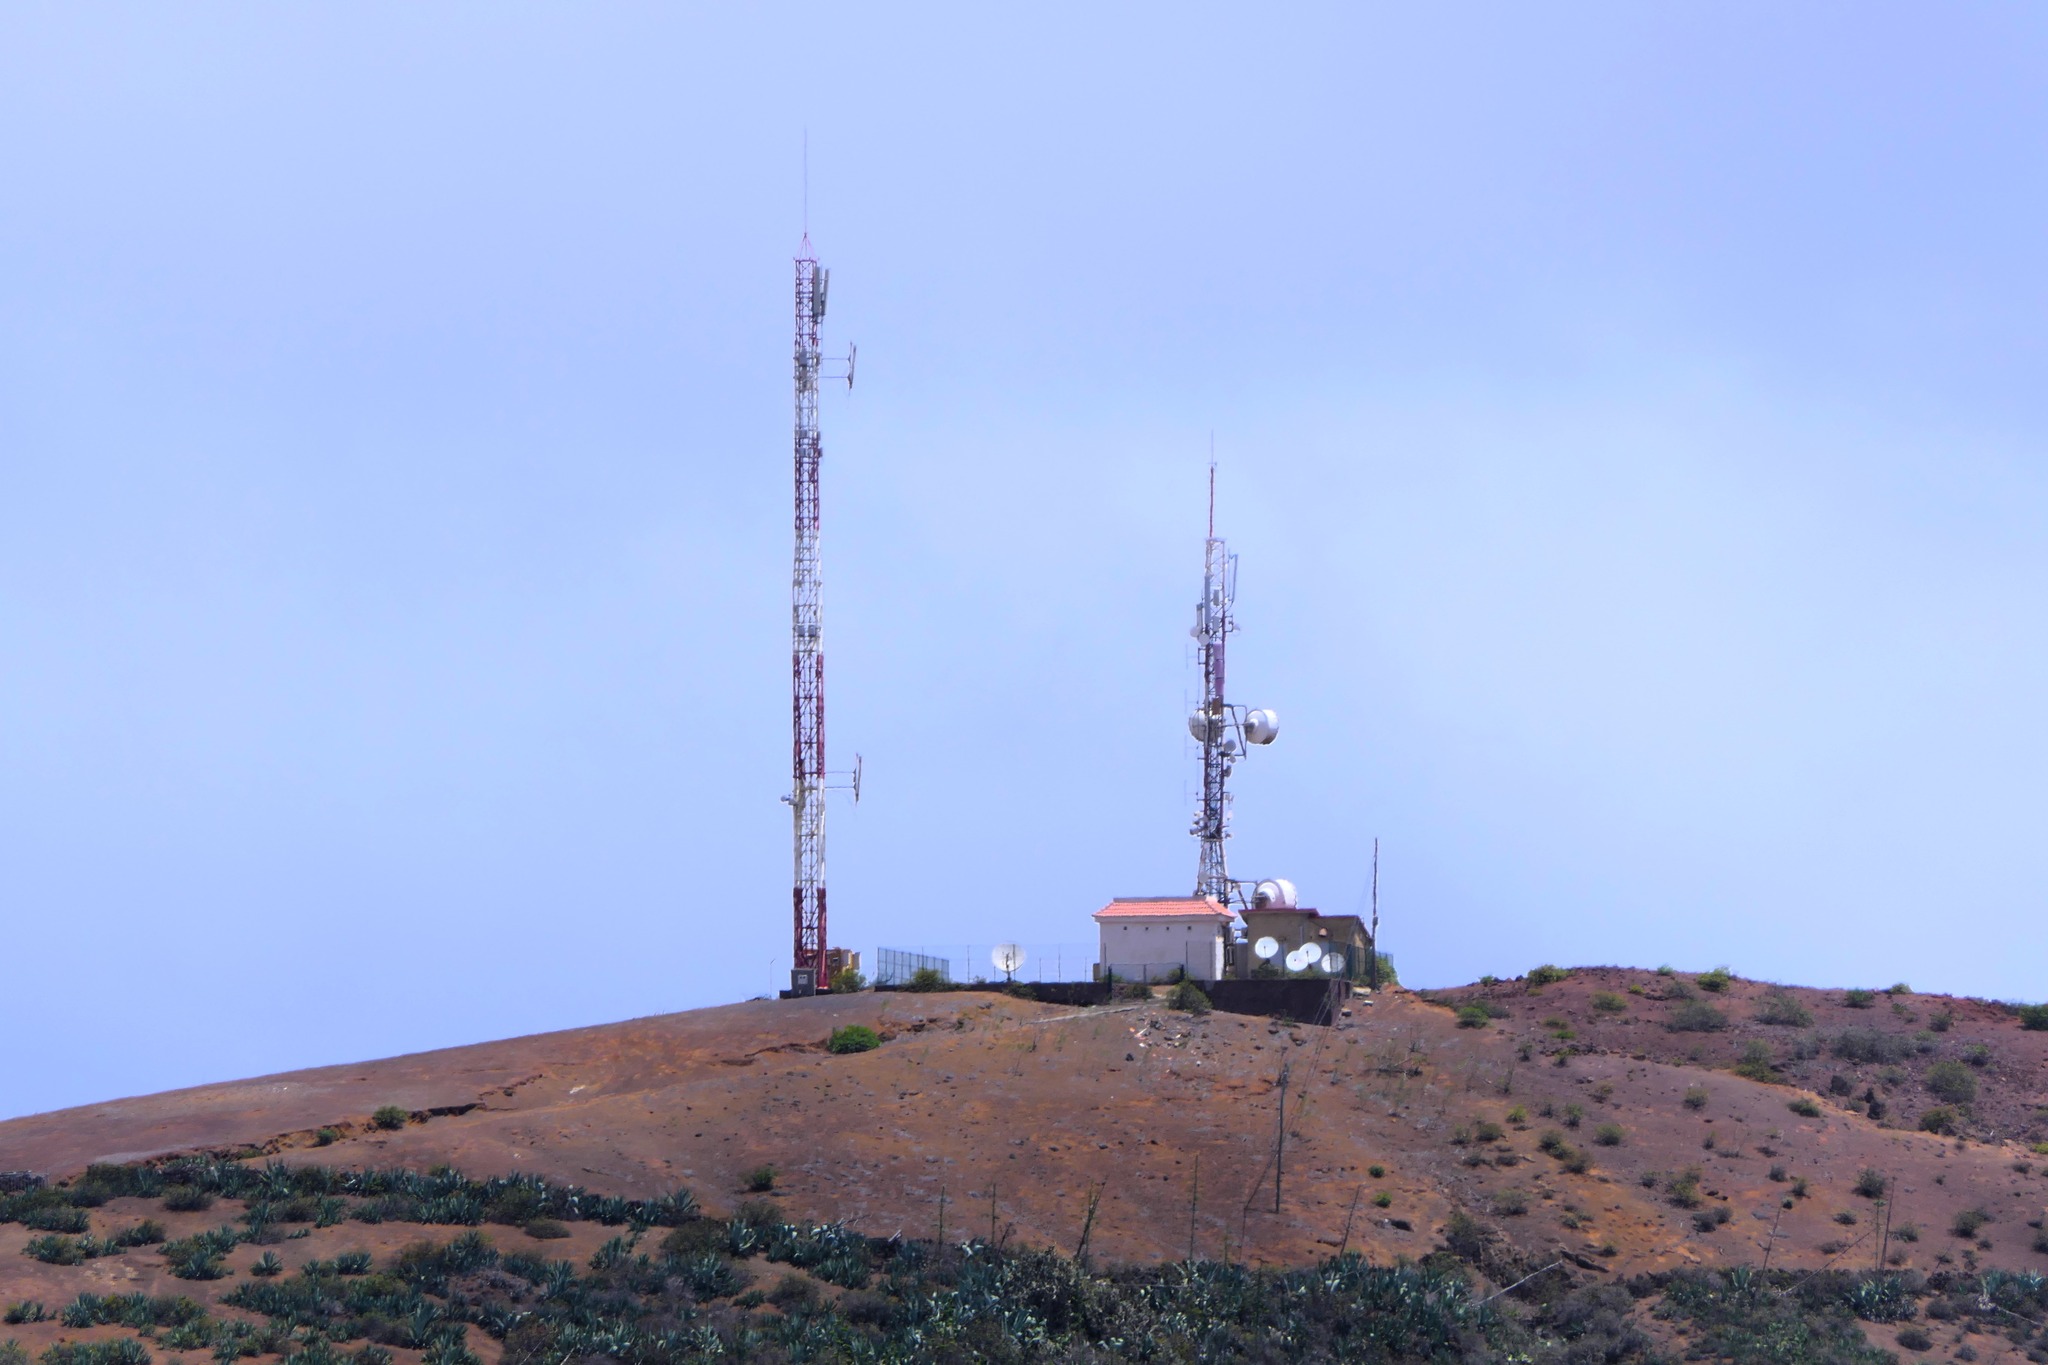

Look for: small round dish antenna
[1253,936,1280,961]
[1298,942,1323,965]
[991,944,1026,980]
[1322,952,1346,976]
[1284,946,1310,973]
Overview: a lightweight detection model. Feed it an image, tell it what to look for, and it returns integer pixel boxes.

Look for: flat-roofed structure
[1238,906,1373,982]
[1093,896,1232,983]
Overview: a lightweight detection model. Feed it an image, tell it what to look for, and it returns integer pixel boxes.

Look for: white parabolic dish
[991,944,1026,974]
[1253,936,1281,960]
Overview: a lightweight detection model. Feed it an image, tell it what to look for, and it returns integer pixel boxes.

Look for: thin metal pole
[1368,840,1381,991]
[1338,1184,1364,1259]
[1273,1060,1290,1214]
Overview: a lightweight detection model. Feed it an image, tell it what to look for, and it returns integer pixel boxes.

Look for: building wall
[1238,911,1370,980]
[1096,918,1226,982]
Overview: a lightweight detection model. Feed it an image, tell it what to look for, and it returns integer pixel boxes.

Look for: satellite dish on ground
[1254,936,1280,960]
[991,944,1026,977]
[1298,942,1323,965]
[1322,952,1346,976]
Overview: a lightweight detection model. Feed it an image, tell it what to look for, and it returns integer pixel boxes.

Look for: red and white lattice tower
[788,240,830,995]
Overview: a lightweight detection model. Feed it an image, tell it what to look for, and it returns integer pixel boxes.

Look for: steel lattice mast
[790,241,829,994]
[1191,466,1236,903]
[1188,465,1277,907]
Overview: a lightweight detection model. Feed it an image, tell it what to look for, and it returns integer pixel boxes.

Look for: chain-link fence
[872,943,1100,986]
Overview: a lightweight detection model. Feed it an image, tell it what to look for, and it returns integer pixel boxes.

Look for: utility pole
[1273,1059,1290,1214]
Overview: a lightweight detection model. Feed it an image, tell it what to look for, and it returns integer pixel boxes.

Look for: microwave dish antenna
[1253,936,1281,961]
[991,944,1026,979]
[1253,878,1298,911]
[1322,952,1346,976]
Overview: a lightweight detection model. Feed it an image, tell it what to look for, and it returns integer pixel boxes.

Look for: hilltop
[2,968,2046,1361]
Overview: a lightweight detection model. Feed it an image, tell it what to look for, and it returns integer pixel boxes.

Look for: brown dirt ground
[3,972,2046,1287]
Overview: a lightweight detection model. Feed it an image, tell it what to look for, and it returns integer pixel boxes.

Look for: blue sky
[4,4,2045,1120]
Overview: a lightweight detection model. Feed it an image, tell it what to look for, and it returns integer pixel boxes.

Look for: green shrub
[1493,1188,1529,1216]
[905,967,948,992]
[2017,1004,2048,1032]
[1594,1123,1625,1146]
[1731,1040,1779,1083]
[1843,989,1876,1009]
[161,1187,213,1213]
[825,1025,881,1054]
[1371,1191,1392,1208]
[313,1129,340,1148]
[1682,1086,1709,1111]
[1928,1010,1952,1033]
[1473,1121,1505,1143]
[1590,992,1627,1014]
[827,967,867,994]
[1667,1001,1727,1033]
[1165,980,1211,1014]
[1367,1164,1385,1178]
[1666,1170,1703,1208]
[1455,1005,1491,1029]
[1853,1169,1888,1198]
[1754,991,1813,1027]
[1917,1107,1958,1134]
[1003,982,1037,1000]
[1833,1028,1912,1064]
[25,1236,91,1265]
[1787,1096,1822,1118]
[41,1343,150,1365]
[370,1106,409,1131]
[1897,1325,1931,1352]
[1696,967,1733,994]
[743,1166,776,1193]
[1527,965,1570,986]
[1950,1208,1989,1238]
[23,1206,89,1234]
[1924,1060,1978,1105]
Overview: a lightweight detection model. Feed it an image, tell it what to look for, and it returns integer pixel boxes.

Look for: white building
[1092,896,1232,983]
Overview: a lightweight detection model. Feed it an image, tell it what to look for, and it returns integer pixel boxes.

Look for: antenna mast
[787,234,836,995]
[1189,463,1277,907]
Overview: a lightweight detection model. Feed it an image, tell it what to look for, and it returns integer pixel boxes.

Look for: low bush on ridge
[15,1153,2048,1364]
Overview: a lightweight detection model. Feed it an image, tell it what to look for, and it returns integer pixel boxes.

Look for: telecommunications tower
[785,235,855,996]
[1188,466,1278,907]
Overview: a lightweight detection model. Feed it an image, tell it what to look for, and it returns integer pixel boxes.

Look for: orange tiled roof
[1093,897,1232,921]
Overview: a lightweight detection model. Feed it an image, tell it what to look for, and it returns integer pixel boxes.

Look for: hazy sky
[4,5,2045,1122]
